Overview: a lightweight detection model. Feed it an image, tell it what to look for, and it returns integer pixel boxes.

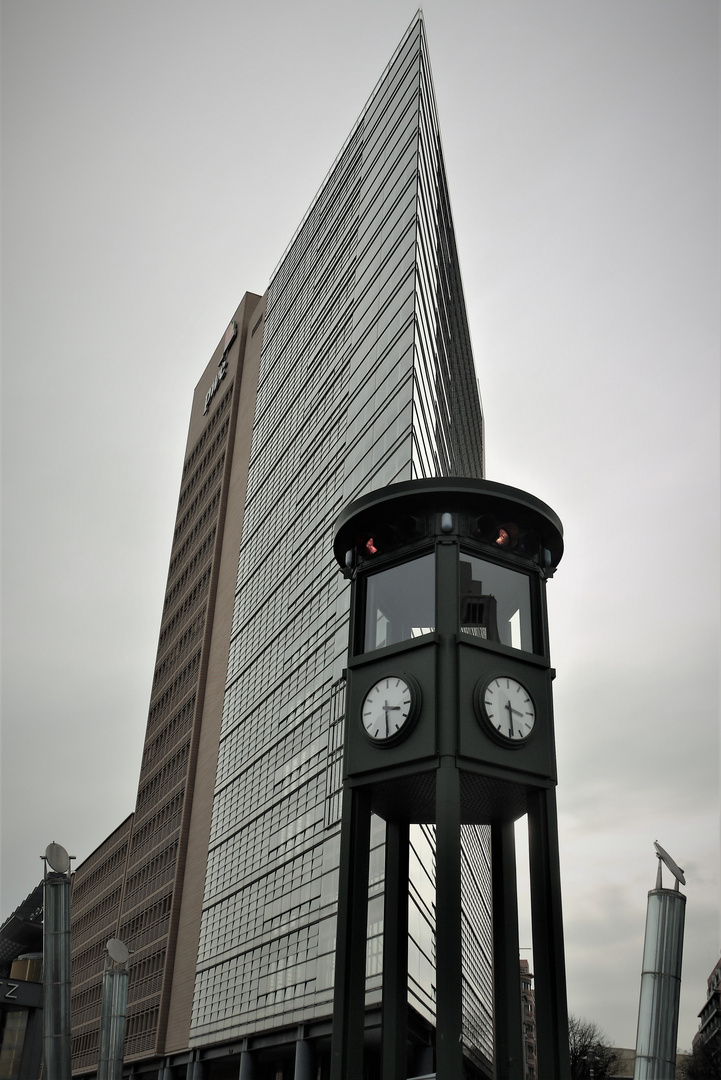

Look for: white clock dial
[361,675,417,742]
[478,676,536,743]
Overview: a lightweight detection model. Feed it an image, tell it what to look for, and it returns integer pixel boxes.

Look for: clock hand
[381,700,401,735]
[505,699,514,737]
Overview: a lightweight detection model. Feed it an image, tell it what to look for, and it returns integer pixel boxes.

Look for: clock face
[361,675,418,743]
[476,676,536,744]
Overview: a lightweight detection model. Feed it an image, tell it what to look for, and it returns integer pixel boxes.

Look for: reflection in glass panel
[363,553,435,652]
[460,554,534,653]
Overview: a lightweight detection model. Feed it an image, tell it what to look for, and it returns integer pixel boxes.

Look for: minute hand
[383,700,400,736]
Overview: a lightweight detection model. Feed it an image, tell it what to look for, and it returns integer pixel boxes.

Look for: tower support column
[435,758,463,1078]
[491,820,524,1080]
[330,785,372,1080]
[381,820,409,1080]
[527,787,571,1079]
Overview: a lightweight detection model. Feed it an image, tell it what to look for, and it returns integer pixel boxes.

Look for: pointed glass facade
[190,15,491,1067]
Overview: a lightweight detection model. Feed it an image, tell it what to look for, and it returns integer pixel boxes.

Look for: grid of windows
[122,839,179,909]
[70,821,132,1071]
[203,775,326,899]
[191,15,488,1050]
[217,683,328,784]
[209,724,327,844]
[410,32,483,481]
[71,982,104,1029]
[71,885,123,948]
[408,824,437,1022]
[152,609,206,692]
[140,694,195,775]
[135,742,191,816]
[461,825,494,1063]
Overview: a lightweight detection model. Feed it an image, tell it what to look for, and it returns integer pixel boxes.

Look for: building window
[361,553,435,652]
[460,554,534,653]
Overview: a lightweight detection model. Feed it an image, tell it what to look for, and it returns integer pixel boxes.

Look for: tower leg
[382,819,409,1080]
[435,759,463,1078]
[330,785,372,1080]
[527,787,571,1080]
[491,820,524,1080]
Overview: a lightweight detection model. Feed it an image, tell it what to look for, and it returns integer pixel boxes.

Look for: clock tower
[329,478,570,1080]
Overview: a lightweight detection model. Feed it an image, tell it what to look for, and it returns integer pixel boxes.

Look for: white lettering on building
[203,320,237,416]
[203,357,229,415]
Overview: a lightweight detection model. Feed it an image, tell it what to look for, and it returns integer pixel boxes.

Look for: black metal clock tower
[329,478,570,1080]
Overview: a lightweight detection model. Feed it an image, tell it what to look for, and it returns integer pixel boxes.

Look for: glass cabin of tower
[342,479,562,666]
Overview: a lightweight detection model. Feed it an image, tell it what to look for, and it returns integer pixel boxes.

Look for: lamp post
[97,939,129,1080]
[633,843,686,1080]
[42,843,73,1080]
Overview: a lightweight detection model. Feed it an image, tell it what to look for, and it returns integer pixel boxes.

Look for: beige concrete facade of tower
[70,291,265,1071]
[162,292,266,1054]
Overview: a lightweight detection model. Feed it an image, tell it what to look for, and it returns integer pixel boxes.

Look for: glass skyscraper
[70,13,491,1078]
[191,12,488,1071]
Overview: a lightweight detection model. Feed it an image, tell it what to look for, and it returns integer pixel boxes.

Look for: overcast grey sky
[2,0,718,1053]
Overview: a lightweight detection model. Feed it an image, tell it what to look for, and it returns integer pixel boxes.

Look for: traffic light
[349,513,425,567]
[472,513,542,562]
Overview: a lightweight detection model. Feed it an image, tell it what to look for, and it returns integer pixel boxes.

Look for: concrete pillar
[187,1057,205,1080]
[294,1038,314,1080]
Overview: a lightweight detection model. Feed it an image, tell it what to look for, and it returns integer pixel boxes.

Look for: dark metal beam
[382,820,410,1079]
[330,786,372,1080]
[527,788,571,1080]
[491,820,524,1080]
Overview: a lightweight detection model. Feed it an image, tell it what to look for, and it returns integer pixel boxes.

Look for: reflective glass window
[460,554,534,653]
[362,553,435,652]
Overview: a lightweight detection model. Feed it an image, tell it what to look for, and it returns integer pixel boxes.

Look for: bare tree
[568,1015,619,1080]
[678,1040,720,1080]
